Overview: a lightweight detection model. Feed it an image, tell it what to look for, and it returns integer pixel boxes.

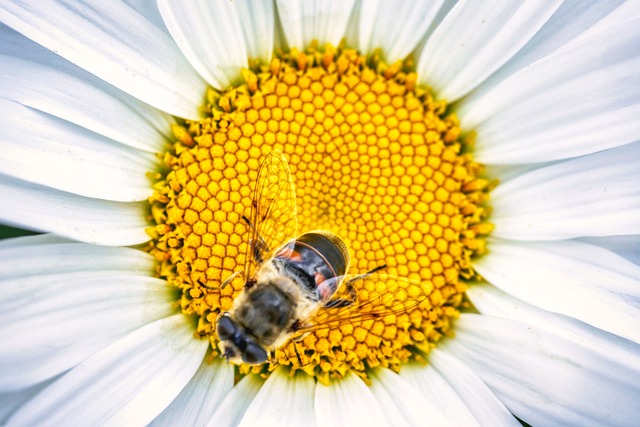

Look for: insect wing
[243,150,298,282]
[295,275,433,334]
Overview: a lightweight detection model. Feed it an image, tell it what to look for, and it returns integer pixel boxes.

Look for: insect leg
[293,341,304,366]
[324,298,353,308]
[196,279,213,289]
[345,264,388,298]
[324,264,388,308]
[219,270,243,290]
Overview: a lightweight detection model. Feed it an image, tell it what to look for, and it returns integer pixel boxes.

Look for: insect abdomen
[275,231,350,302]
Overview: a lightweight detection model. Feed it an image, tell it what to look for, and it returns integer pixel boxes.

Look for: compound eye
[243,342,268,365]
[216,314,237,341]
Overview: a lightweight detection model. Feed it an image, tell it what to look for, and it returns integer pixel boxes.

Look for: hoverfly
[216,150,429,365]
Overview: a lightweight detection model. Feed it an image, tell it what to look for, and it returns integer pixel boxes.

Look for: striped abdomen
[274,231,350,303]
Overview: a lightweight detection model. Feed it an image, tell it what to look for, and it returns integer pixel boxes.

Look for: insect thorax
[231,271,295,345]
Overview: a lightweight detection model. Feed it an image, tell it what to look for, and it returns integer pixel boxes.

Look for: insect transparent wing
[295,274,433,334]
[243,150,298,282]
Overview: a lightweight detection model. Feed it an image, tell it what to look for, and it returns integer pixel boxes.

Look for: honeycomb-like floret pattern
[147,45,493,383]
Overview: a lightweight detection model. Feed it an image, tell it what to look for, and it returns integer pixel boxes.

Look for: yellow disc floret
[146,43,493,384]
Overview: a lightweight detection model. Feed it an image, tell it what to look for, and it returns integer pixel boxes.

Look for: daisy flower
[1,0,640,426]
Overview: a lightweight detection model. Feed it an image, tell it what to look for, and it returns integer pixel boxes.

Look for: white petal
[0,379,53,424]
[315,372,389,427]
[151,358,234,427]
[459,19,640,164]
[0,25,173,156]
[490,142,640,240]
[485,161,558,185]
[445,314,640,427]
[475,239,640,343]
[467,283,640,373]
[238,369,316,427]
[369,368,454,427]
[8,314,208,426]
[570,0,640,44]
[0,233,71,249]
[417,0,562,102]
[0,175,149,246]
[0,238,154,280]
[0,17,73,65]
[232,0,275,61]
[401,350,519,427]
[350,0,443,61]
[461,1,638,103]
[0,54,173,153]
[580,235,640,266]
[158,0,274,90]
[430,351,521,427]
[400,363,479,427]
[208,374,265,427]
[0,243,174,391]
[122,0,166,30]
[276,0,357,49]
[0,0,207,119]
[0,98,155,202]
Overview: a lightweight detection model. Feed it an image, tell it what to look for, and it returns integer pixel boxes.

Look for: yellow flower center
[146,43,493,384]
